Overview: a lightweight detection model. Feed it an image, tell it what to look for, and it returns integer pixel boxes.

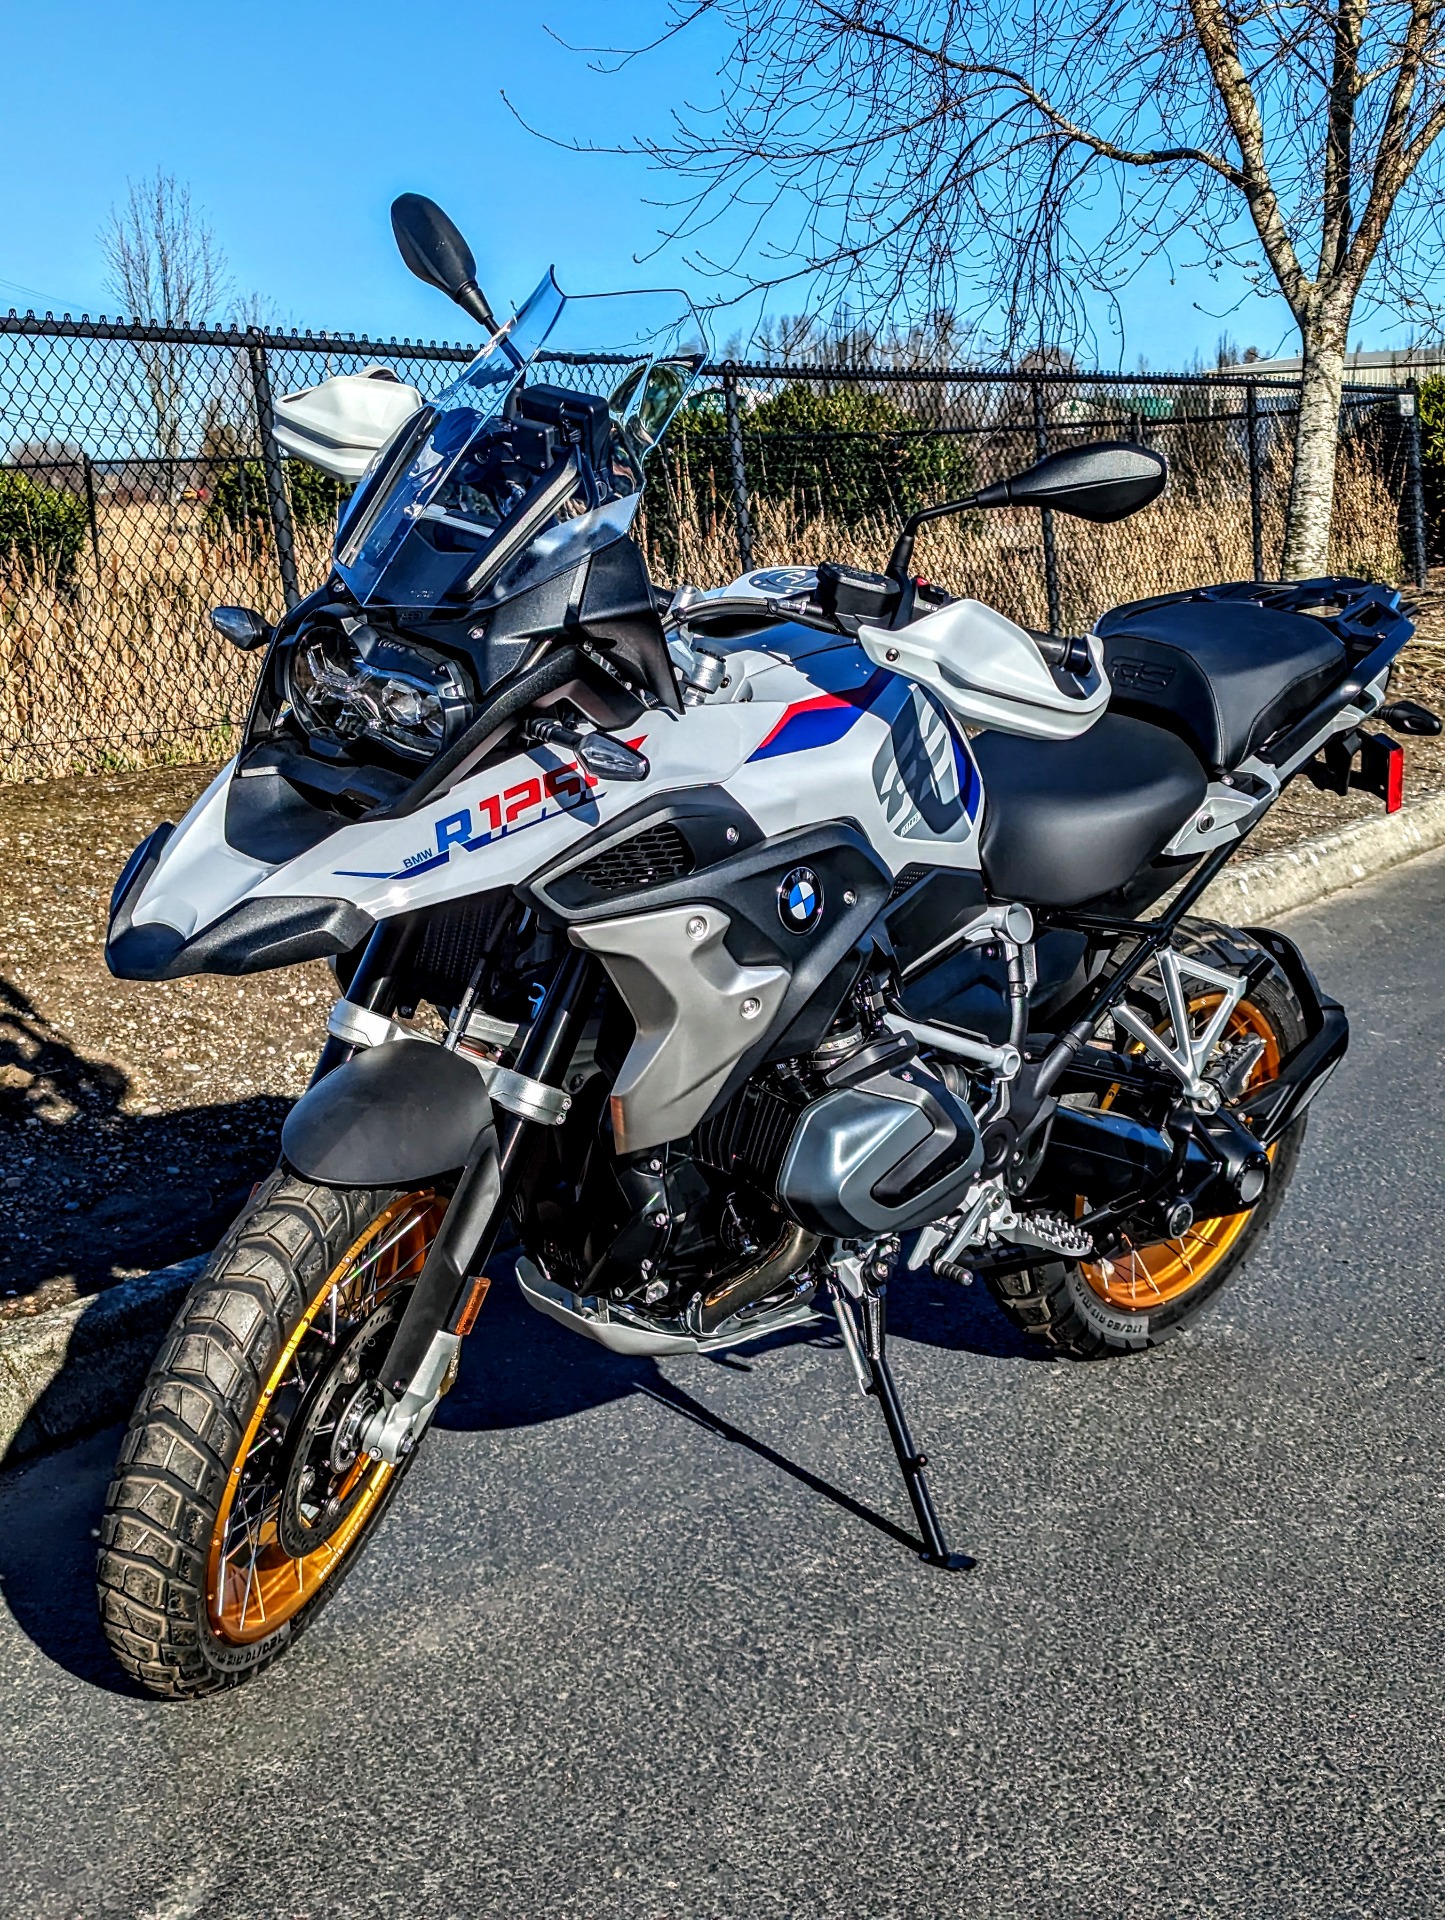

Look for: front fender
[281,1038,495,1186]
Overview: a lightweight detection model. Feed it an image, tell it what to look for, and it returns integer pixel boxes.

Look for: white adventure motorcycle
[97,195,1436,1696]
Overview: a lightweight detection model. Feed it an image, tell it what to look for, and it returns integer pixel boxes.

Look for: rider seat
[1096,593,1346,774]
[972,713,1207,908]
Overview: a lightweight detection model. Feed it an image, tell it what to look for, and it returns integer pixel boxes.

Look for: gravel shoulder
[0,764,337,1317]
[2,639,1442,1320]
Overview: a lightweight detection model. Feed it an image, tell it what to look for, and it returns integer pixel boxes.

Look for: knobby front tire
[97,1174,447,1698]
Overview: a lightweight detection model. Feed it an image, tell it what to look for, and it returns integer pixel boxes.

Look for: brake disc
[275,1296,405,1558]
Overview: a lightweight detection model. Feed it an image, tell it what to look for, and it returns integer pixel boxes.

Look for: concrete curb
[3,790,1445,1471]
[0,1255,205,1465]
[1197,787,1445,922]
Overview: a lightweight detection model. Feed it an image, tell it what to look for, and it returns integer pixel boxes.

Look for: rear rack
[1113,575,1413,664]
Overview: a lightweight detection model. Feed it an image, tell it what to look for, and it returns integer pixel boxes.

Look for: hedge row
[0,469,90,587]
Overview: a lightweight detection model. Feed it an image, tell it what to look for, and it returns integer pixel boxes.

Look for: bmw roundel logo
[779,865,824,933]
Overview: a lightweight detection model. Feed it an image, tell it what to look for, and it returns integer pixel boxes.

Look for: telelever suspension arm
[364,949,601,1463]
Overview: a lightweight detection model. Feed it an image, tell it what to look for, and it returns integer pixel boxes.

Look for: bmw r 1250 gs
[96,194,1439,1696]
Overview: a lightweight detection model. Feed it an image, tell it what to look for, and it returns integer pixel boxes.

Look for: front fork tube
[309,913,425,1087]
[365,947,600,1461]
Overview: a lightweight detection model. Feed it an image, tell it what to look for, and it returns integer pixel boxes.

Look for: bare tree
[743,307,977,370]
[585,3,1445,576]
[100,171,231,464]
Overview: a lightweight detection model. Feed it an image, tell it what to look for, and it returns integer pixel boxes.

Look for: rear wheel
[97,1176,449,1697]
[985,926,1309,1359]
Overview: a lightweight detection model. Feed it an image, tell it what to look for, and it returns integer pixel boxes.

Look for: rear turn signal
[1379,699,1442,737]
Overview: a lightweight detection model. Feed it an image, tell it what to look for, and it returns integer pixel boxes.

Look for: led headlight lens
[288,622,473,762]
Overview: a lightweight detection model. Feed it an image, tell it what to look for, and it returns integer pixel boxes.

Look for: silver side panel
[569,906,789,1153]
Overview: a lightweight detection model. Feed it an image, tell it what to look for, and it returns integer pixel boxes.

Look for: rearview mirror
[885,439,1167,587]
[390,194,507,345]
[973,442,1167,523]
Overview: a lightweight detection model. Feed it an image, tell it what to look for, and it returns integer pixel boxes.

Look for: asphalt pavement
[3,846,1445,1919]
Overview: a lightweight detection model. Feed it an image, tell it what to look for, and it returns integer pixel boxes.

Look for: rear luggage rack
[1105,576,1411,663]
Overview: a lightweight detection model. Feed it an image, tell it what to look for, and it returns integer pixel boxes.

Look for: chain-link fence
[0,309,1423,779]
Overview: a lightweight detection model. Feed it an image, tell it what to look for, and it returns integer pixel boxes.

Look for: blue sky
[0,2,1396,367]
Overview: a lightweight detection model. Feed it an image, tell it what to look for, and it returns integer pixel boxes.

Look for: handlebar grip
[1034,632,1093,675]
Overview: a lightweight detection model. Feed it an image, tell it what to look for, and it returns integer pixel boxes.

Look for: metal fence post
[81,452,102,586]
[1403,379,1429,587]
[1031,378,1061,634]
[721,366,754,574]
[247,333,301,610]
[1246,380,1264,581]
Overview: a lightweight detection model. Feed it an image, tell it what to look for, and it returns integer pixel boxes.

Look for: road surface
[3,846,1444,1918]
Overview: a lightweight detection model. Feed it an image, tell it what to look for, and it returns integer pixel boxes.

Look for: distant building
[1222,346,1445,387]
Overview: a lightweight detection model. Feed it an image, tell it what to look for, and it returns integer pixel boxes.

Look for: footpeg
[999,1207,1093,1260]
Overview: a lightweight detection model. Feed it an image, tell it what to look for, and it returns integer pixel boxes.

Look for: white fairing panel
[120,640,987,946]
[272,368,424,483]
[858,598,1110,741]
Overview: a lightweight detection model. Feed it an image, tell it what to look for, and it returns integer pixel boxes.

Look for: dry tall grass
[0,447,1404,781]
[0,503,330,781]
[656,442,1404,634]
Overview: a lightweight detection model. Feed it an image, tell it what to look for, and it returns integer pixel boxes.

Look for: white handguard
[272,365,424,482]
[859,597,1110,741]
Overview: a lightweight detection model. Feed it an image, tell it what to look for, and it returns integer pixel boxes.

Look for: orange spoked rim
[206,1191,446,1646]
[1079,997,1282,1313]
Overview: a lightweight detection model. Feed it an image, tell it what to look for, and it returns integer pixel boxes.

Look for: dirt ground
[3,634,1444,1318]
[0,766,337,1316]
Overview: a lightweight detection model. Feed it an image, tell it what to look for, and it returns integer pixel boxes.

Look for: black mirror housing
[390,193,500,335]
[883,439,1168,591]
[974,441,1167,523]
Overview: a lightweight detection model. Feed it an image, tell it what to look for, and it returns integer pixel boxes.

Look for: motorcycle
[96,194,1438,1696]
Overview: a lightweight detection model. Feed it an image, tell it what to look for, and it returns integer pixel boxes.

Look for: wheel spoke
[206,1191,446,1646]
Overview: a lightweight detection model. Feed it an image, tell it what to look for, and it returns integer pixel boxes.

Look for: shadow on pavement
[0,1428,149,1698]
[0,1256,1036,1693]
[0,974,289,1308]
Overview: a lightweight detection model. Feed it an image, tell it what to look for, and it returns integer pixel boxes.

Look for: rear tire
[984,922,1310,1359]
[97,1175,446,1698]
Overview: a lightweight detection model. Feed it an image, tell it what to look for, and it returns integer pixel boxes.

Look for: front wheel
[984,925,1309,1359]
[98,1176,449,1697]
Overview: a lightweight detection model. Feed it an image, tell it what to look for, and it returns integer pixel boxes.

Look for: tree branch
[1342,0,1445,291]
[1185,0,1309,313]
[831,12,1248,184]
[1319,0,1365,278]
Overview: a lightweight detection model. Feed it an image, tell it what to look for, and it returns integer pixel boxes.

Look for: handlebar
[1033,632,1094,675]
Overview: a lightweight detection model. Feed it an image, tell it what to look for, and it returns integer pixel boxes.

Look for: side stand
[828,1267,974,1573]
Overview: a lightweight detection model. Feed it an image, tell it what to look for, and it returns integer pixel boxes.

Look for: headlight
[287,622,474,763]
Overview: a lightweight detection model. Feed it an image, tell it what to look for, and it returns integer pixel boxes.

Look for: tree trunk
[1280,322,1348,579]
